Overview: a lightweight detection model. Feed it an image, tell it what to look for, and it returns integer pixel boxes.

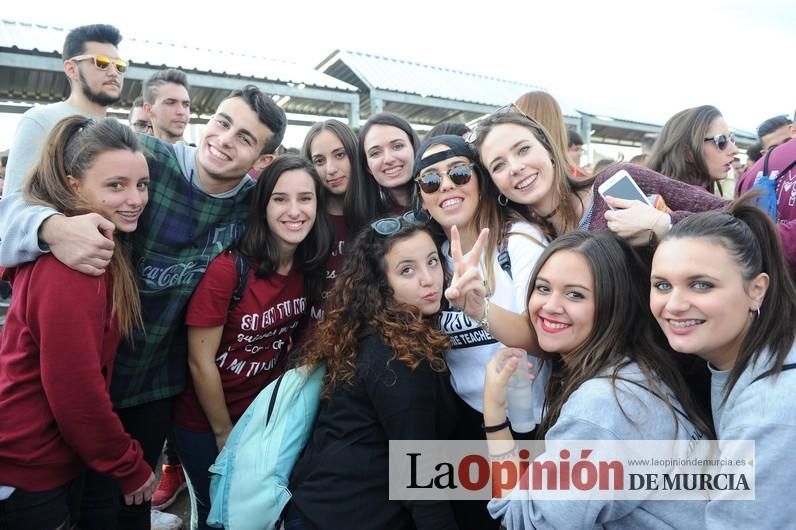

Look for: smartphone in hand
[597,169,651,209]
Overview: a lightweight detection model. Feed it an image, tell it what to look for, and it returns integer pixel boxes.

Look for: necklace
[541,206,559,221]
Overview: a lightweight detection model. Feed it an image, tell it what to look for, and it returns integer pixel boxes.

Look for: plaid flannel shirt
[110,135,254,408]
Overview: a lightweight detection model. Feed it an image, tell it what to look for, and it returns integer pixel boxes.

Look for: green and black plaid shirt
[110,135,254,408]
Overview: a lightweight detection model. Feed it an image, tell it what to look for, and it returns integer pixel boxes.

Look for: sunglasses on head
[370,210,430,236]
[466,102,534,145]
[70,54,128,73]
[415,164,474,194]
[703,132,736,151]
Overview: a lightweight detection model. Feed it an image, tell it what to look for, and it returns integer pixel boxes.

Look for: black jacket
[289,330,459,530]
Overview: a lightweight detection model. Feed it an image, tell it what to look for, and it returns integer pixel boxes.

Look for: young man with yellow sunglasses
[2,23,126,199]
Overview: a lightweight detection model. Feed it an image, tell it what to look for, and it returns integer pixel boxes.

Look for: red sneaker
[152,464,187,510]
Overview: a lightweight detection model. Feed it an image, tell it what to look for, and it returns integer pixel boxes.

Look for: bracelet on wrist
[482,418,511,433]
[477,299,490,333]
[648,212,667,244]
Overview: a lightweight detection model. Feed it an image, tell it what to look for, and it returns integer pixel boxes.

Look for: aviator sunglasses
[69,54,129,74]
[371,210,430,236]
[415,164,474,194]
[703,132,736,151]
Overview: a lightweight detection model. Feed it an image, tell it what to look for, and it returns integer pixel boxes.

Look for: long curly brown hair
[296,220,450,397]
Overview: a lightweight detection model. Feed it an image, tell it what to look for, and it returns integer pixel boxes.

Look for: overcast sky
[2,0,794,137]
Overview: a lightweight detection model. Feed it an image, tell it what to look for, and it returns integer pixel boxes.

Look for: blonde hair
[514,91,569,160]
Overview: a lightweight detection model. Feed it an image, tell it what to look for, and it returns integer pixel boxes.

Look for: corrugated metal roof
[318,49,541,107]
[0,20,357,92]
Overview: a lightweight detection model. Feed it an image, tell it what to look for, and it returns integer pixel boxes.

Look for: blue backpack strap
[228,250,249,310]
[497,221,513,280]
[751,150,781,220]
[762,146,796,179]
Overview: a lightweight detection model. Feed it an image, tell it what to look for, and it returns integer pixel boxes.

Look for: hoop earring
[498,194,508,207]
[755,307,761,320]
[378,187,389,204]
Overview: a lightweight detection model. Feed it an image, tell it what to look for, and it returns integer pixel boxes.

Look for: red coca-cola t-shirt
[175,251,306,432]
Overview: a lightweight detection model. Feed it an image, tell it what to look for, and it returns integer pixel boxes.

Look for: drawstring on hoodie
[190,169,246,250]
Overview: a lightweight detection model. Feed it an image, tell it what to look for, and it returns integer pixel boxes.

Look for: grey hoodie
[171,142,251,198]
[708,341,796,528]
[489,362,706,529]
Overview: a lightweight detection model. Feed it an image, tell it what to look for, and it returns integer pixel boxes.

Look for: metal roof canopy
[0,21,760,151]
[317,49,761,150]
[579,113,662,147]
[0,20,360,126]
[317,49,664,144]
[578,112,757,150]
[317,49,546,127]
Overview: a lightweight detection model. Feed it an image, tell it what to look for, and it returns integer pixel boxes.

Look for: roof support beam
[581,114,660,134]
[369,89,496,115]
[370,94,384,116]
[0,52,63,71]
[580,115,592,145]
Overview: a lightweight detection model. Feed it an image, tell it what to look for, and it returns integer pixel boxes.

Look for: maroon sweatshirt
[590,163,728,230]
[0,255,151,494]
[736,138,796,277]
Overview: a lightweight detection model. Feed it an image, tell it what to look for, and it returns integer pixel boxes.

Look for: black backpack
[228,251,249,309]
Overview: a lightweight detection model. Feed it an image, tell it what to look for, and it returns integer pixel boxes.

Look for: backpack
[750,147,796,221]
[497,222,514,279]
[206,363,325,530]
[497,221,546,280]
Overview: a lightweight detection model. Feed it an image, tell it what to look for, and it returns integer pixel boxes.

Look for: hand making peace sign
[444,225,490,321]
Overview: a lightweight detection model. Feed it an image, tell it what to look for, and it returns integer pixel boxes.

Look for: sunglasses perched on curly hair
[370,210,430,236]
[703,133,736,151]
[69,54,128,74]
[415,164,475,194]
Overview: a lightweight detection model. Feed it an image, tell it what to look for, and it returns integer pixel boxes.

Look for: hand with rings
[445,225,490,321]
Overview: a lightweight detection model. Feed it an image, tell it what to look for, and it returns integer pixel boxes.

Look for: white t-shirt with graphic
[440,222,550,418]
